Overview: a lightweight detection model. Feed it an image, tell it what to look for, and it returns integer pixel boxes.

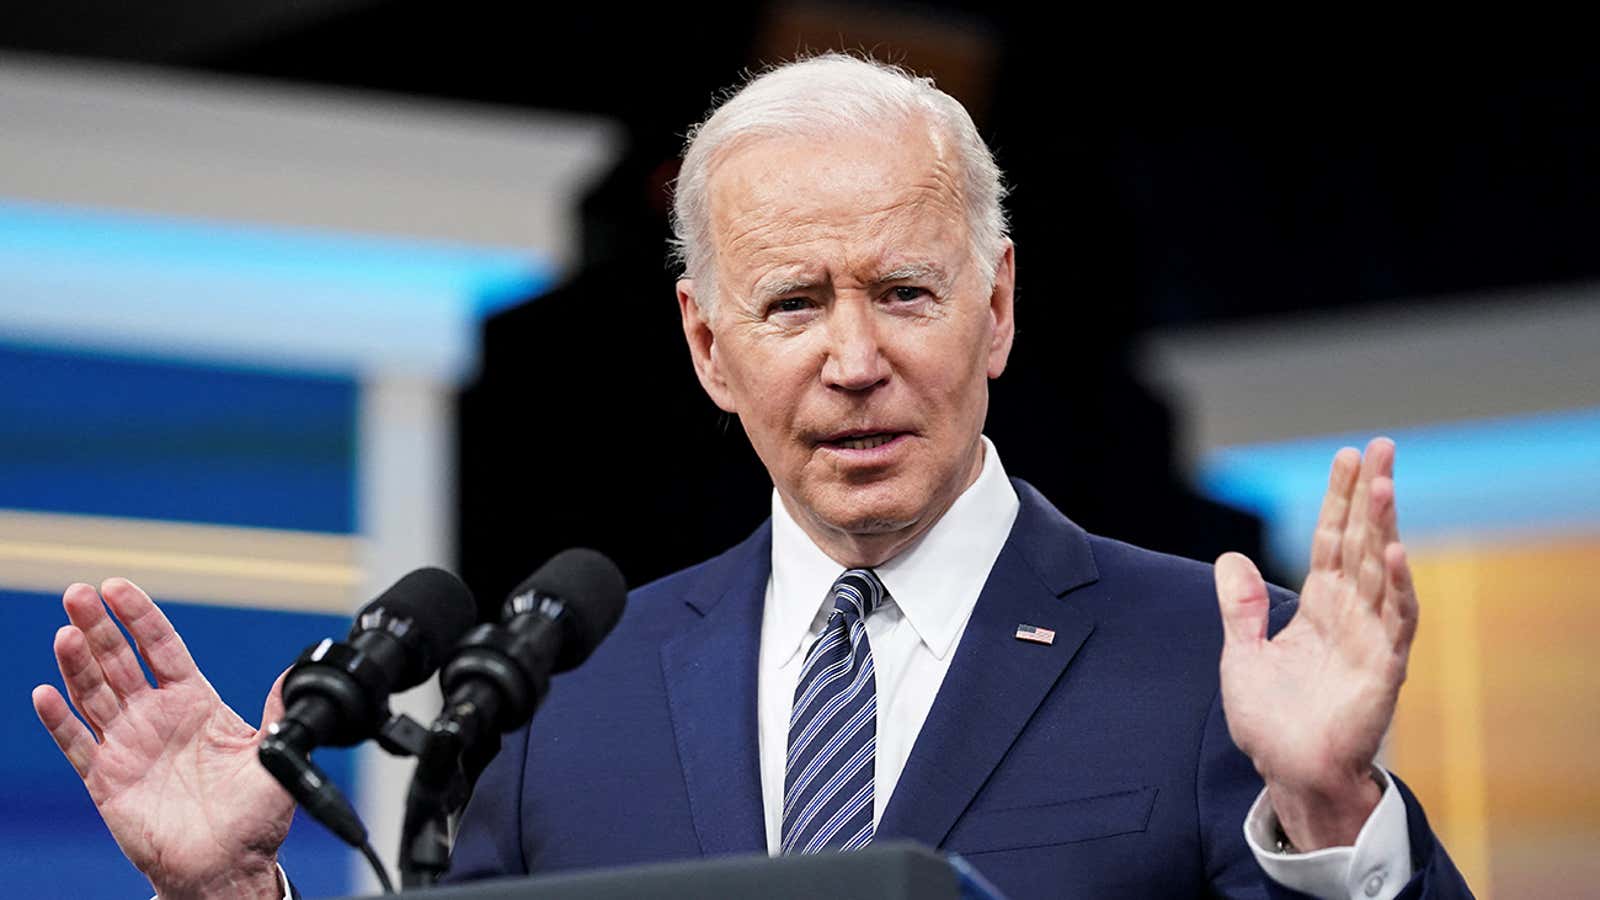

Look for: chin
[810,488,924,537]
[831,513,913,536]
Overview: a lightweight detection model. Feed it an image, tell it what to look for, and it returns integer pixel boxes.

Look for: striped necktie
[781,568,885,854]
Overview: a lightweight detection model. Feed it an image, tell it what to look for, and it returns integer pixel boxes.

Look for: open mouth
[818,431,908,453]
[830,433,898,450]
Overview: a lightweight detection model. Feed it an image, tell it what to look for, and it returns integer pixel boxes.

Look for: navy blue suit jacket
[446,479,1470,898]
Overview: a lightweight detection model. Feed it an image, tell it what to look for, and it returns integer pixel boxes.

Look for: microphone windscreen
[513,548,627,671]
[358,567,479,690]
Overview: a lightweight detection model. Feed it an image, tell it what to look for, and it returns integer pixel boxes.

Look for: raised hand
[31,578,294,900]
[1214,438,1419,849]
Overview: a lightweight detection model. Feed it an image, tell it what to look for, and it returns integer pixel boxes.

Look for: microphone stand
[386,689,506,888]
[392,556,625,887]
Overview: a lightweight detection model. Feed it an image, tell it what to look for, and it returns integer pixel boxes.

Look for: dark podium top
[332,843,997,900]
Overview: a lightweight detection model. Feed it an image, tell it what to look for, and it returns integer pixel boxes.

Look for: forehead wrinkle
[715,143,961,245]
[726,193,967,299]
[706,122,973,304]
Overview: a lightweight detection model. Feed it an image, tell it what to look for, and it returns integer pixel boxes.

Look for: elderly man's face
[677,116,1015,566]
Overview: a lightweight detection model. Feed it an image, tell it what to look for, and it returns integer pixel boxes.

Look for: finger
[1355,476,1395,611]
[62,582,150,700]
[53,625,122,738]
[1384,542,1419,650]
[100,578,198,686]
[32,684,96,778]
[1340,439,1391,579]
[1309,447,1361,573]
[1372,439,1400,546]
[1214,552,1270,648]
[258,668,289,737]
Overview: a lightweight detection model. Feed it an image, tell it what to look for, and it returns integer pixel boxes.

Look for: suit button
[1363,872,1385,897]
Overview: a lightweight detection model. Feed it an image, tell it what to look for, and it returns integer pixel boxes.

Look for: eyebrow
[873,262,950,287]
[751,273,821,301]
[748,262,953,301]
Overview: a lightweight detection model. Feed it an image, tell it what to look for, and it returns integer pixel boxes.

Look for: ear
[677,279,738,413]
[985,241,1017,379]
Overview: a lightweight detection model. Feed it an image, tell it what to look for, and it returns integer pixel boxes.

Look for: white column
[354,375,457,892]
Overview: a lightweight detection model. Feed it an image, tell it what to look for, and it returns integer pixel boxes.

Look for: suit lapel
[877,480,1101,849]
[660,523,773,857]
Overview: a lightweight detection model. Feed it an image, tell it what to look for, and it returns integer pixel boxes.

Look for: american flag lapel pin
[1015,623,1056,645]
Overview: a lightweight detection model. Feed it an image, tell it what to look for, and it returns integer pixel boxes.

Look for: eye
[889,285,930,303]
[769,297,813,315]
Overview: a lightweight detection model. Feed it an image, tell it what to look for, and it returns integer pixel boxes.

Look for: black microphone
[400,550,625,886]
[433,548,627,756]
[259,567,477,847]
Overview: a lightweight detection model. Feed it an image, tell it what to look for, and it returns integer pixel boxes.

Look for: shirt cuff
[1243,768,1413,900]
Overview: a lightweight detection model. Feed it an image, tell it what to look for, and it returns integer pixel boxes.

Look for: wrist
[1265,766,1384,851]
[153,856,283,900]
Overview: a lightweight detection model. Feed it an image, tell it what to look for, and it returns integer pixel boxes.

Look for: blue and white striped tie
[781,568,885,854]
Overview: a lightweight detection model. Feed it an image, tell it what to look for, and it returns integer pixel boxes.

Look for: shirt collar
[767,435,1021,667]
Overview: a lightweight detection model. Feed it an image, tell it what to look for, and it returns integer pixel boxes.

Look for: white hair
[670,53,1009,314]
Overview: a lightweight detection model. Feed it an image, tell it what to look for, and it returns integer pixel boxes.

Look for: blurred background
[2,4,1596,897]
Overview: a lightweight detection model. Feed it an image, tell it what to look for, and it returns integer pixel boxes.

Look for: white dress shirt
[756,436,1414,900]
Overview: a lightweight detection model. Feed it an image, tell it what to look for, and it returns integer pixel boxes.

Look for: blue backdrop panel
[2,589,359,898]
[0,342,357,534]
[1,341,365,896]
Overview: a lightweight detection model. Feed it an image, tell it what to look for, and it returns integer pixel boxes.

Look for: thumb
[258,667,290,738]
[1214,552,1270,648]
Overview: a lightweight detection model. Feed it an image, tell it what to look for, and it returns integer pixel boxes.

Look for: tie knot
[829,568,886,622]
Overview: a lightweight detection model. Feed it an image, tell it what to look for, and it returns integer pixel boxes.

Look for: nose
[821,299,889,392]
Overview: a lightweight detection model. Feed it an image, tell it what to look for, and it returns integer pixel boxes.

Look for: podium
[333,842,1003,899]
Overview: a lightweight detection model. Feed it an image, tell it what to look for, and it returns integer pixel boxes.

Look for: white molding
[1140,283,1600,460]
[0,53,619,260]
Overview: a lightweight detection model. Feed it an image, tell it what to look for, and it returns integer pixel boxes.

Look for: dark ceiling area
[10,6,1599,325]
[7,4,1597,330]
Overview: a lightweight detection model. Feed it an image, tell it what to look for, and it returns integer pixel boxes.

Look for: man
[33,55,1470,899]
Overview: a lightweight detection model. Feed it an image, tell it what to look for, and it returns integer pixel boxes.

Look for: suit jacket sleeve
[1380,776,1474,900]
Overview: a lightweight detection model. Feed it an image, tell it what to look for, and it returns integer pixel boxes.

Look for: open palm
[32,578,294,899]
[1214,439,1418,848]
